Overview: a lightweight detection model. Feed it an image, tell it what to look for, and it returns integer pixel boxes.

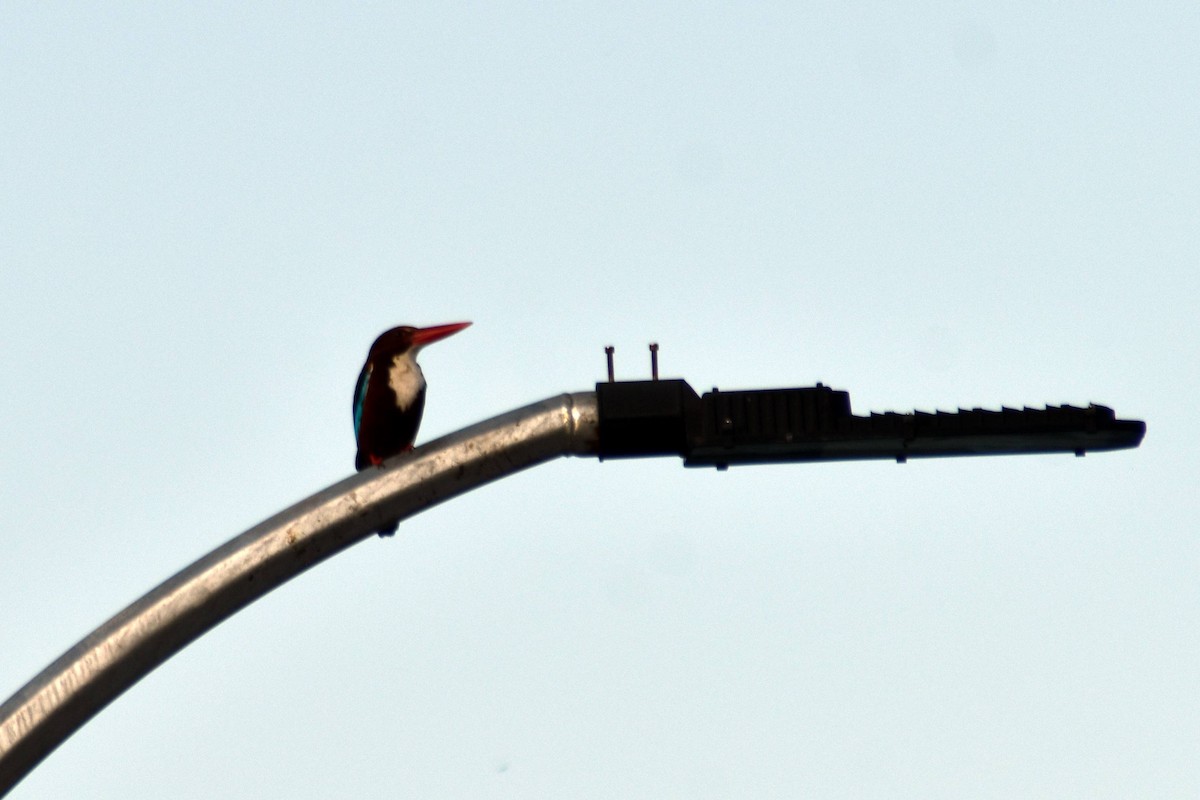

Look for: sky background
[2,2,1196,797]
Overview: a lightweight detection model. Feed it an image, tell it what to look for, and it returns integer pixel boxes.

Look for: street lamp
[0,348,1144,796]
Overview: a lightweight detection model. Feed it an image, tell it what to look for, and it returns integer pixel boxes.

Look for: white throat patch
[388,351,426,410]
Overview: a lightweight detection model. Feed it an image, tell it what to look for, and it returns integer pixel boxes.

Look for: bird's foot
[369,446,414,470]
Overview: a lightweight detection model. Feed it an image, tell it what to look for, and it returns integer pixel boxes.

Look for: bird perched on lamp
[353,322,471,537]
[353,322,471,470]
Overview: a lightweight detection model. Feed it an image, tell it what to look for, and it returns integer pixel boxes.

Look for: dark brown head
[367,322,472,360]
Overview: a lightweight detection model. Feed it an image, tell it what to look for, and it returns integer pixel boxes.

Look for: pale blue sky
[2,3,1196,797]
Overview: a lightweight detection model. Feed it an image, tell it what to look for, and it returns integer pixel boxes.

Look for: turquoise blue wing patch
[353,363,371,437]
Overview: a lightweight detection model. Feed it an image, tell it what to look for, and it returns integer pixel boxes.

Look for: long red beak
[410,321,472,346]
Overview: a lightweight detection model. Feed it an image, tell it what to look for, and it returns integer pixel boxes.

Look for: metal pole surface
[0,392,599,797]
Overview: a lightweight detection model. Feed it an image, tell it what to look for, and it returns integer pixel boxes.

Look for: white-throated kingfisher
[353,322,471,471]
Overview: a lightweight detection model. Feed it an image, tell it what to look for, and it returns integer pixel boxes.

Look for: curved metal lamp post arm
[0,392,599,797]
[0,367,1145,797]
